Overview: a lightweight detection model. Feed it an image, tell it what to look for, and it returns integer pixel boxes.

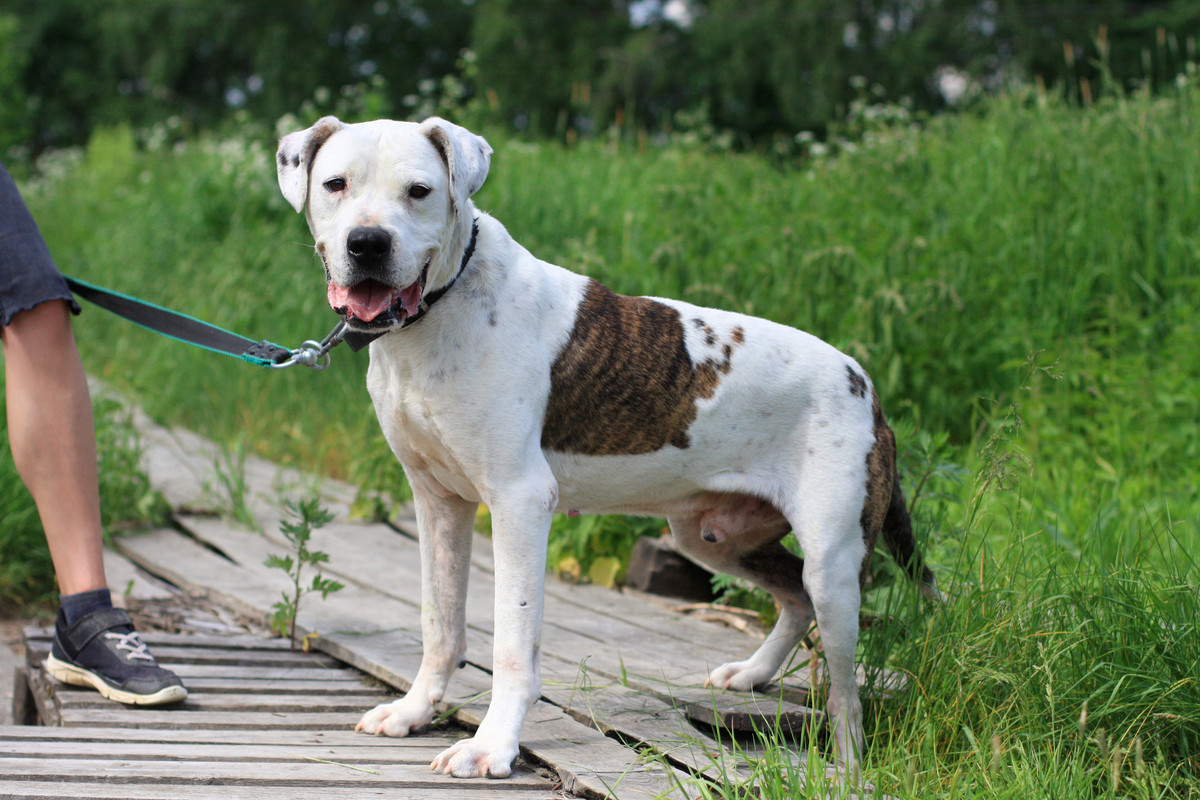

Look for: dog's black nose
[347,227,392,269]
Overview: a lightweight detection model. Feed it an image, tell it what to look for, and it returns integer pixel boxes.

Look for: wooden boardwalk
[2,402,882,799]
[9,631,562,799]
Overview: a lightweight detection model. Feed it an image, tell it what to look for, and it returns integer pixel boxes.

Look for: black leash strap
[63,276,323,368]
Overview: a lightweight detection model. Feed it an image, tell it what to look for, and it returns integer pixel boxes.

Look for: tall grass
[851,378,1200,798]
[12,81,1200,793]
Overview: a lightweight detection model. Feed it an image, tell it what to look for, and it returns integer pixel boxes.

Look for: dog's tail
[882,472,943,602]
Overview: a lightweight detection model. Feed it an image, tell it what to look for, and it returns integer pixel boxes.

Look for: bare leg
[1,300,106,595]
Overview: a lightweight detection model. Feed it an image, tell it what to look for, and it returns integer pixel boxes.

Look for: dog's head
[277,116,492,332]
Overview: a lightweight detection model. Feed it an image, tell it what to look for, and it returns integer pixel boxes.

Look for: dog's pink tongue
[328,280,400,322]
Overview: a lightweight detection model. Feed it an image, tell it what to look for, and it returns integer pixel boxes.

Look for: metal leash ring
[271,320,348,370]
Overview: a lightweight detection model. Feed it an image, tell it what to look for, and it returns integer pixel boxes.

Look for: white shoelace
[103,631,156,663]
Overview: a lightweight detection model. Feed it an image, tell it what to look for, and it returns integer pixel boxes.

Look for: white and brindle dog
[276,116,939,778]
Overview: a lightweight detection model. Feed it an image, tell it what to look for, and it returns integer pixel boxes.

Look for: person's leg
[1,162,185,705]
[2,301,188,705]
[1,299,106,597]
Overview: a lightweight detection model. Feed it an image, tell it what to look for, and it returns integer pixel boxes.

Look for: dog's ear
[276,116,346,213]
[420,117,493,217]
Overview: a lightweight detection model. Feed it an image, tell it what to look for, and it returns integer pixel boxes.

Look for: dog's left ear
[420,117,493,217]
[277,116,346,213]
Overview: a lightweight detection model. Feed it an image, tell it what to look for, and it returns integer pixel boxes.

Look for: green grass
[11,82,1200,795]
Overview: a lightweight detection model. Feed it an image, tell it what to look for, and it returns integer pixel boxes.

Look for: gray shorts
[0,161,81,327]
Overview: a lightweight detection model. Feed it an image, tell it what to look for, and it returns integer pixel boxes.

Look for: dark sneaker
[44,607,187,706]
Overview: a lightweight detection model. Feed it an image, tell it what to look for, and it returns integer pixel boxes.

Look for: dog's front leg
[357,485,476,737]
[430,474,555,778]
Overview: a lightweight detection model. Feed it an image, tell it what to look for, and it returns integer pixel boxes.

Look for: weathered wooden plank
[9,667,36,727]
[81,663,366,683]
[685,689,822,736]
[519,711,700,800]
[195,514,811,703]
[103,546,180,606]
[116,529,434,650]
[54,689,389,713]
[561,684,759,781]
[0,780,562,800]
[182,515,725,692]
[24,628,307,652]
[28,623,685,799]
[320,632,695,799]
[23,637,341,670]
[170,662,372,679]
[0,740,461,763]
[142,678,387,695]
[0,757,548,786]
[52,709,363,730]
[0,725,448,748]
[22,666,59,728]
[392,513,764,657]
[125,400,358,520]
[46,648,339,670]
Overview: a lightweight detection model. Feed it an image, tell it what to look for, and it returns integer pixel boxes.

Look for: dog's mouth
[328,277,423,330]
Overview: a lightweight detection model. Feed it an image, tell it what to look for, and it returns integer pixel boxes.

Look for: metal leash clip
[272,320,349,370]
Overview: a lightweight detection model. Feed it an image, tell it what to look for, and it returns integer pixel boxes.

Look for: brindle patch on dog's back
[542,280,739,456]
[858,387,895,581]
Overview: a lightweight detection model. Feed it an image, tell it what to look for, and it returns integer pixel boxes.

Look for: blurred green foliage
[4,1,1200,155]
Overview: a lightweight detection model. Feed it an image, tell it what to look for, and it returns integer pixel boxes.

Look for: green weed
[264,496,344,650]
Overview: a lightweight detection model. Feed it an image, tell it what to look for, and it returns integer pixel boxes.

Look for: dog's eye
[323,177,347,193]
[409,183,431,200]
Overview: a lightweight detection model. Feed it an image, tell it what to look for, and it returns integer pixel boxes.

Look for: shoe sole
[44,653,188,706]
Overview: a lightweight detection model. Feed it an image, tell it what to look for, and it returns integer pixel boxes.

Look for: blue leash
[64,276,346,370]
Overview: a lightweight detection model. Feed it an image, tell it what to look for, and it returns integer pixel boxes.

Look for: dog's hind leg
[708,541,814,690]
[788,493,870,772]
[670,514,813,691]
[356,486,476,738]
[676,482,870,770]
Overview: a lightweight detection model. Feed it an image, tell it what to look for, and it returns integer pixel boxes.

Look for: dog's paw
[355,697,433,737]
[706,659,773,692]
[430,733,518,778]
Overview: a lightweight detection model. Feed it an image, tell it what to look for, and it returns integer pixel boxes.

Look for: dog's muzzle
[328,226,425,331]
[327,217,479,336]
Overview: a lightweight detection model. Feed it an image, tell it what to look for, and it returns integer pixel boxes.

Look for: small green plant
[210,440,258,531]
[264,497,344,649]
